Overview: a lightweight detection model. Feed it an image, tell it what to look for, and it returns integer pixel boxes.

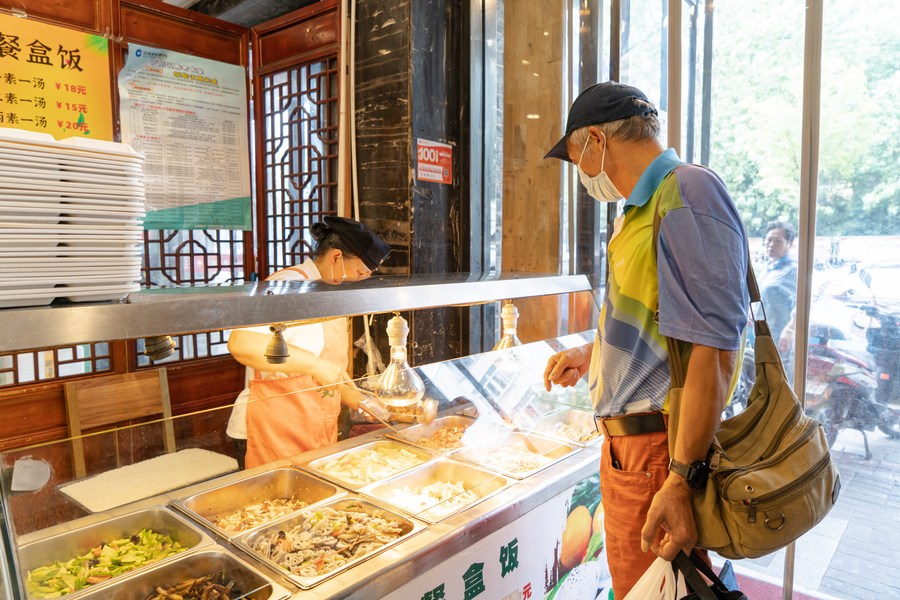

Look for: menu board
[118,45,251,230]
[0,14,113,141]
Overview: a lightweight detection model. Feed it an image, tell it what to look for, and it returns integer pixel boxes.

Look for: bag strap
[673,551,748,600]
[651,201,762,389]
[672,551,718,600]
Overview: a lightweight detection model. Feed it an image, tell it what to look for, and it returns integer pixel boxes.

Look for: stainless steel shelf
[0,272,591,352]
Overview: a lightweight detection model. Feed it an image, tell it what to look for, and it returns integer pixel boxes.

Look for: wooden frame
[64,368,175,478]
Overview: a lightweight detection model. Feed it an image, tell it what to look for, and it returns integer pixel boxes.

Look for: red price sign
[416,138,452,185]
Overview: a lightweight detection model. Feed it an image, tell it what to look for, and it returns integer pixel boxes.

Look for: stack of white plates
[0,129,145,308]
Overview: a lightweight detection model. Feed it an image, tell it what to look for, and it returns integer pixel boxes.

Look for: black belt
[594,412,667,437]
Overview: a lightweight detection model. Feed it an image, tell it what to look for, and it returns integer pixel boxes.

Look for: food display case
[18,507,213,599]
[97,547,293,600]
[238,496,427,590]
[359,459,512,524]
[449,431,580,480]
[383,415,475,454]
[522,407,603,446]
[300,440,436,492]
[0,273,610,599]
[171,468,346,540]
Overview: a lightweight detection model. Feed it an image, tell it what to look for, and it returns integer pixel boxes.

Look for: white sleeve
[282,323,326,357]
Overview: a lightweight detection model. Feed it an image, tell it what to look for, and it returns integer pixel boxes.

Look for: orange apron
[244,317,349,468]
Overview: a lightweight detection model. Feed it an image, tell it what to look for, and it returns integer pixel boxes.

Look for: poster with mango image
[545,473,611,600]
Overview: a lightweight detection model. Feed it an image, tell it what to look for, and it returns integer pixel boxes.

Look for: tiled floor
[721,427,900,599]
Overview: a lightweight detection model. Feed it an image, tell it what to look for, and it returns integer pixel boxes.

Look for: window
[805,2,900,597]
[566,0,900,595]
[136,228,246,367]
[620,0,668,146]
[0,344,111,387]
[259,60,340,274]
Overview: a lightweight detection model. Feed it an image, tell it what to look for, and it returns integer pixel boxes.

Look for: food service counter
[1,273,604,599]
[11,407,603,600]
[265,422,600,599]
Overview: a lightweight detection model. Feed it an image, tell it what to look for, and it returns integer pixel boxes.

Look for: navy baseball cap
[544,81,657,162]
[313,216,390,270]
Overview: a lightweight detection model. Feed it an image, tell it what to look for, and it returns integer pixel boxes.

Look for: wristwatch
[668,458,710,490]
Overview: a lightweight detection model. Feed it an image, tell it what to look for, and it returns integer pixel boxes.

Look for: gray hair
[766,220,797,243]
[567,100,661,151]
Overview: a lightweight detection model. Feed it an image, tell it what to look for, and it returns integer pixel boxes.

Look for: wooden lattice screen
[259,58,340,273]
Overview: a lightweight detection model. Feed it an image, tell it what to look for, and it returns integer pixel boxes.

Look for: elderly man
[542,81,748,597]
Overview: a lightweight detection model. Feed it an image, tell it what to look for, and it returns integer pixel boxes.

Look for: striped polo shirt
[589,149,749,417]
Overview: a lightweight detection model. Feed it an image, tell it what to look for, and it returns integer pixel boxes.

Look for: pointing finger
[543,355,560,391]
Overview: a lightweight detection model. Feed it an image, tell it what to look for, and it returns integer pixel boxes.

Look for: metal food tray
[171,467,344,540]
[360,458,512,523]
[300,439,435,491]
[384,415,476,454]
[524,408,602,446]
[18,506,214,600]
[237,496,426,589]
[450,431,580,479]
[80,545,291,599]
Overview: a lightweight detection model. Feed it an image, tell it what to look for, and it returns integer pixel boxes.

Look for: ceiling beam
[187,0,318,27]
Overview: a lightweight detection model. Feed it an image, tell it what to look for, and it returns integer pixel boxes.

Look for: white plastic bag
[622,556,689,600]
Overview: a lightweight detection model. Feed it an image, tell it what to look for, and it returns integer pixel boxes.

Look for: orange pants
[599,429,711,598]
[599,428,671,599]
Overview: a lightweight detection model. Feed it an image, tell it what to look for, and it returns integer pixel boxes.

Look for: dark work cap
[312,216,390,270]
[544,81,658,162]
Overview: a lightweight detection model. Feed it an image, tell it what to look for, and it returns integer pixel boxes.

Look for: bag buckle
[764,512,786,531]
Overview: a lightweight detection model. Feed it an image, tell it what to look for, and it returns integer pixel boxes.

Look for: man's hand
[543,344,592,391]
[640,474,698,560]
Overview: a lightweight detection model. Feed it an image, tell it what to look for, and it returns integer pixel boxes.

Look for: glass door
[800,2,900,598]
[683,1,807,594]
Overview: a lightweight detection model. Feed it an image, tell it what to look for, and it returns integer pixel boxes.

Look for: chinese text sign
[0,14,113,141]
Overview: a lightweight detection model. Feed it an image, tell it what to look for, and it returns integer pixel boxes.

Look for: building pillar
[354,0,468,366]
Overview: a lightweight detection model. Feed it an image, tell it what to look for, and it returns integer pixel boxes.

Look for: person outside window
[226,216,390,469]
[759,220,798,346]
[541,81,749,598]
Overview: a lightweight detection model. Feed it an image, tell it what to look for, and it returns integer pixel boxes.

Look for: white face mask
[576,132,623,203]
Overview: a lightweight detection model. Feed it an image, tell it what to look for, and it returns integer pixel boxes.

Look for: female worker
[226,216,390,468]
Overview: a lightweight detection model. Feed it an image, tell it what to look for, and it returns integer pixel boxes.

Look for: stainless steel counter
[218,426,599,599]
[14,422,600,599]
[0,272,591,351]
[295,434,600,600]
[1,272,599,598]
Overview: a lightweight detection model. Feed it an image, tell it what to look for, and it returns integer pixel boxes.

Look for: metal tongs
[357,398,415,443]
[356,392,438,443]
